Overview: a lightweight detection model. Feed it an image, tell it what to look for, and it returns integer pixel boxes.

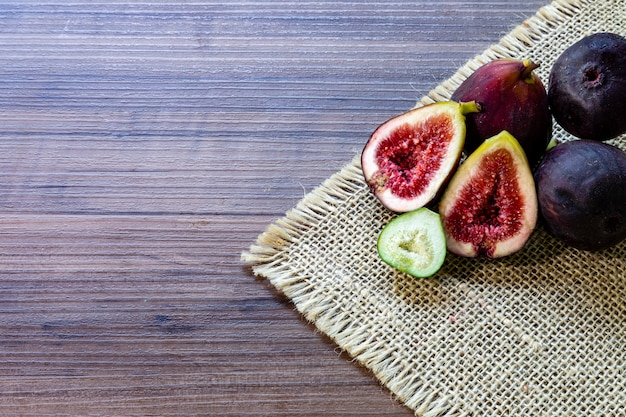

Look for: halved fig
[439,130,538,258]
[377,208,447,278]
[361,101,480,212]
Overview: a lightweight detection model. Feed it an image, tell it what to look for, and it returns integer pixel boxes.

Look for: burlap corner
[242,0,626,415]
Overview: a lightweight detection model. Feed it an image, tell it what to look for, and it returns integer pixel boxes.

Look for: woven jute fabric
[242,0,626,415]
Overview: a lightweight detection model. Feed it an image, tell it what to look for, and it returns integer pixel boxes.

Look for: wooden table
[1,1,551,415]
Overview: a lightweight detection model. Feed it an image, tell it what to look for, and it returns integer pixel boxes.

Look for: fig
[439,130,538,258]
[361,101,480,213]
[548,32,626,141]
[451,58,552,168]
[377,207,446,278]
[534,140,626,251]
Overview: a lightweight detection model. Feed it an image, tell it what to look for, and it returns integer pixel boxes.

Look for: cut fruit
[361,101,480,213]
[377,208,447,278]
[439,130,538,258]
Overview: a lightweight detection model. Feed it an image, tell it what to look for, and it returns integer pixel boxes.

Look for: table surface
[1,1,553,415]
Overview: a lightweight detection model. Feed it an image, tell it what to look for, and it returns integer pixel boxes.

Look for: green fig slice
[361,101,480,213]
[377,208,447,278]
[439,130,538,258]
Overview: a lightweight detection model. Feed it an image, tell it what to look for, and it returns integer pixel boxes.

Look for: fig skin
[451,58,552,169]
[361,101,479,213]
[534,140,626,251]
[548,32,626,141]
[439,130,538,259]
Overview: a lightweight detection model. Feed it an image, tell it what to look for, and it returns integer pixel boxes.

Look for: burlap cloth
[242,0,626,415]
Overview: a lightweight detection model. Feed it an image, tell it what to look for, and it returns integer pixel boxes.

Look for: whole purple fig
[548,32,626,141]
[534,140,626,251]
[451,59,552,168]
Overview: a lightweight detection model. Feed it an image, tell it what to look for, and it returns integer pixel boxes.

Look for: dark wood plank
[0,1,552,415]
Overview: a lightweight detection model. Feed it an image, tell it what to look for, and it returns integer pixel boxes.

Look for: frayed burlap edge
[241,0,604,415]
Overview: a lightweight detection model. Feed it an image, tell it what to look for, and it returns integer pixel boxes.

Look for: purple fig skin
[451,58,552,169]
[534,140,626,251]
[548,32,626,141]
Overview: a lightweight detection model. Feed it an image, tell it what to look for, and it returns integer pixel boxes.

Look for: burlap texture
[242,0,626,415]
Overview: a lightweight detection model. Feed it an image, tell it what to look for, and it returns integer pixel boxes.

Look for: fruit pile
[361,32,626,278]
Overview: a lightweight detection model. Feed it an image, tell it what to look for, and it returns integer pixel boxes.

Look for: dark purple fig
[451,58,552,168]
[361,101,479,213]
[439,130,538,258]
[548,32,626,141]
[534,140,626,251]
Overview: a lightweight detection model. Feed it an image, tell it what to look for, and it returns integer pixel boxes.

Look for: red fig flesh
[439,130,538,258]
[361,101,479,213]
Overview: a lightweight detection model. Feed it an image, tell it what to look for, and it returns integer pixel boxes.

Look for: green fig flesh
[377,208,447,278]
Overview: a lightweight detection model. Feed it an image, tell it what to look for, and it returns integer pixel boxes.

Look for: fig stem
[521,59,540,81]
[546,138,558,151]
[459,100,482,115]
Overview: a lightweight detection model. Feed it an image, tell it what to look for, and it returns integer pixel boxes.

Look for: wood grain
[0,1,551,415]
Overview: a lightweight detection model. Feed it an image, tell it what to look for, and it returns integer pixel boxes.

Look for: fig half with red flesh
[439,130,538,258]
[361,101,479,213]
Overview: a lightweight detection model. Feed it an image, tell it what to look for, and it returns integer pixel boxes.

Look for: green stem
[459,100,482,115]
[521,59,540,82]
